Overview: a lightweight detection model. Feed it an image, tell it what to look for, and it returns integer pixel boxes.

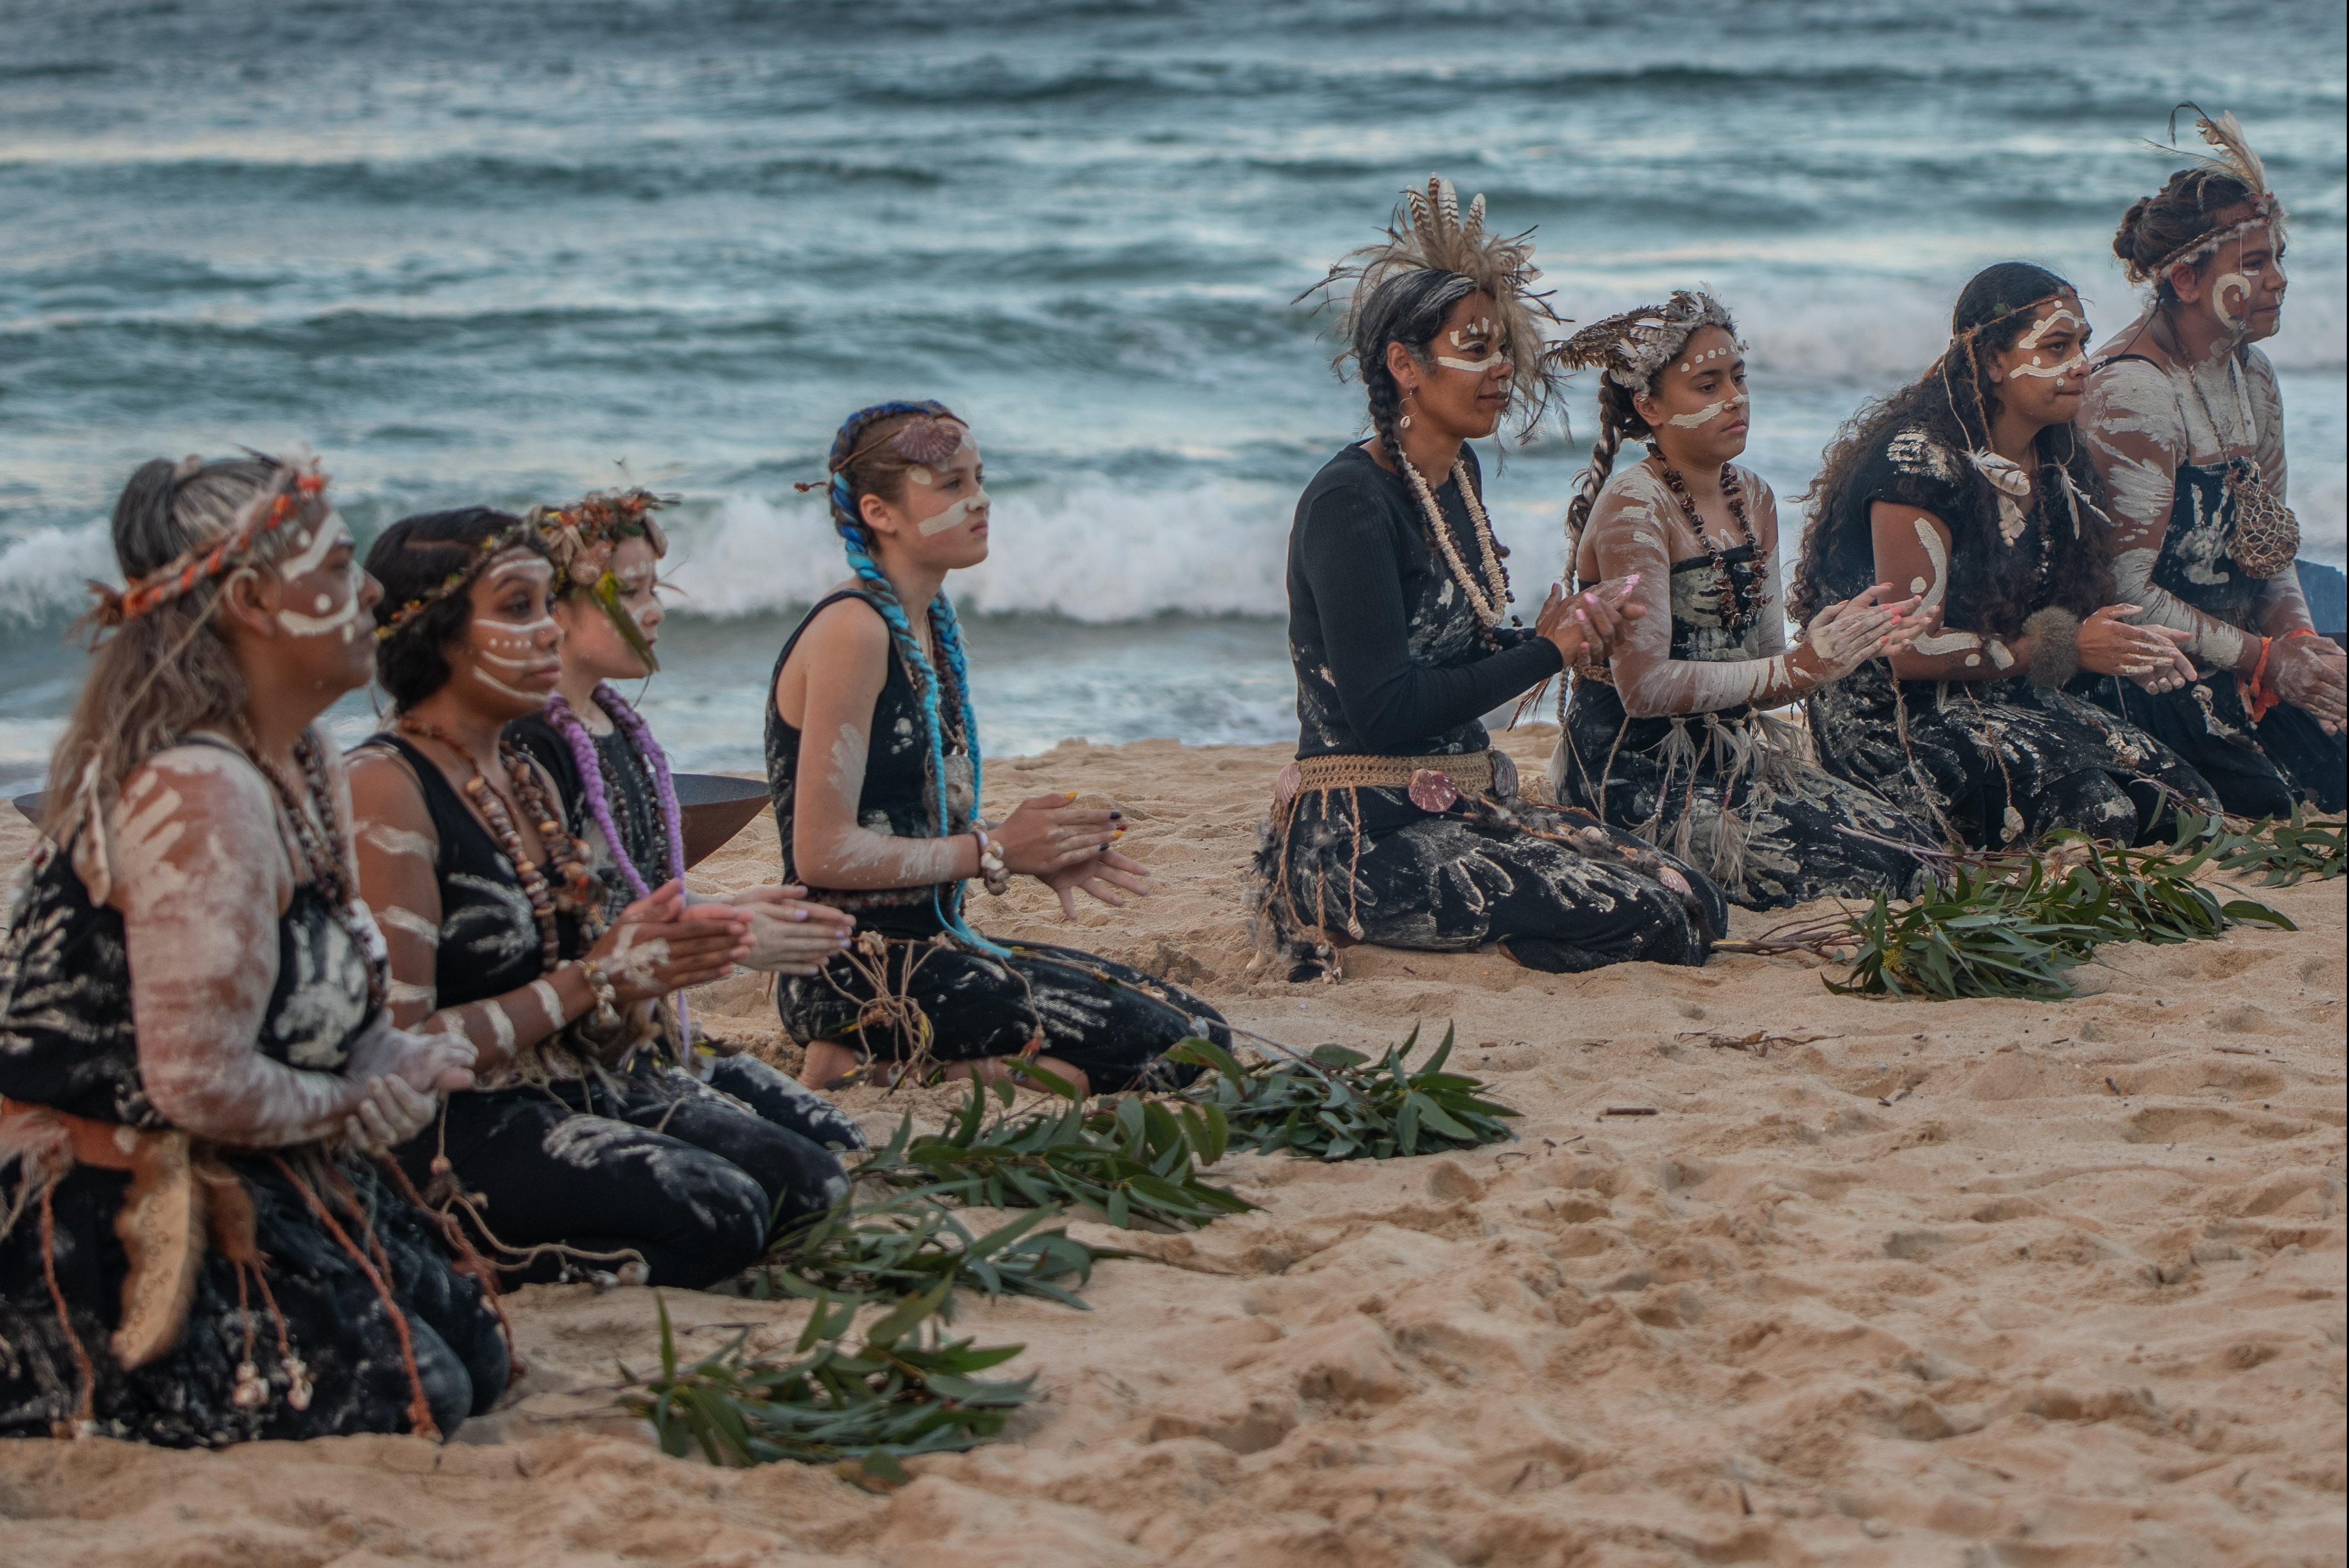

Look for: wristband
[576,958,622,1029]
[973,825,1011,897]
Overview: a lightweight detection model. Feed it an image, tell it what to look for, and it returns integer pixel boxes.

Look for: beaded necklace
[1395,451,1513,629]
[397,718,601,971]
[1656,459,1762,639]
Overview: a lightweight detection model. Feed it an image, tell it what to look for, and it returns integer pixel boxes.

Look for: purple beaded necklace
[546,681,694,1057]
[545,682,685,899]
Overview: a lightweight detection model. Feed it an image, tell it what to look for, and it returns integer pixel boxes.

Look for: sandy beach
[2,726,2341,1566]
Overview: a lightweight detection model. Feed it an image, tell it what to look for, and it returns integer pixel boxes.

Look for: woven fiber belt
[1277,748,1518,814]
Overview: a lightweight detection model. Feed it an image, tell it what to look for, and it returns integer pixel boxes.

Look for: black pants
[396,1069,851,1290]
[779,938,1222,1093]
[1267,789,1716,976]
[2082,671,2347,817]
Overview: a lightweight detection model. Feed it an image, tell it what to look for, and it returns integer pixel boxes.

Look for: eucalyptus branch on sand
[618,1287,1033,1484]
[752,1189,1119,1316]
[1168,1024,1518,1161]
[1718,825,2295,1001]
[859,1073,1256,1231]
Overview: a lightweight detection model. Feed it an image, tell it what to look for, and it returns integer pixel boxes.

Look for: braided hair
[1564,377,1653,582]
[1350,266,1479,477]
[815,400,999,955]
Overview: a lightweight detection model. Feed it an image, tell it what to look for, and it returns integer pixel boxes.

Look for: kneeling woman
[1547,291,1937,909]
[1262,178,1721,979]
[505,486,866,1152]
[1794,263,2217,848]
[350,510,850,1290]
[772,401,1226,1098]
[3,452,504,1444]
[2082,108,2345,814]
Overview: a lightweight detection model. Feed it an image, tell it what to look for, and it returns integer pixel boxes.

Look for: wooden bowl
[13,777,771,873]
[674,773,772,870]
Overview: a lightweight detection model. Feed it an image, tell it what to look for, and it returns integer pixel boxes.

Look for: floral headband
[374,519,536,643]
[523,487,676,671]
[86,449,331,629]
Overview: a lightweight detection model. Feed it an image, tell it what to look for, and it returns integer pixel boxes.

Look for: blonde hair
[47,455,329,847]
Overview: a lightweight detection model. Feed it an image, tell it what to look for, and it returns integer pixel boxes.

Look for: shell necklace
[1656,459,1761,639]
[1396,451,1512,628]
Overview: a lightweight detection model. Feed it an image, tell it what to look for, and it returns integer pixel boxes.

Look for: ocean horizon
[4,0,2342,784]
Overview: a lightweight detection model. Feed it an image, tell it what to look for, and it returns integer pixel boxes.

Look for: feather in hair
[1303,174,1569,437]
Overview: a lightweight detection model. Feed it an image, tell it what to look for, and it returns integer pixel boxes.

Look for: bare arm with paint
[113,746,432,1146]
[776,594,1119,890]
[1586,470,1907,716]
[1872,504,2026,682]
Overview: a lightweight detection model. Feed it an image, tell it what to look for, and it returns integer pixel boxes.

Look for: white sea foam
[668,483,1299,622]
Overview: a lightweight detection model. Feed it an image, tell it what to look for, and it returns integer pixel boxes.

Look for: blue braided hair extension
[820,400,1004,956]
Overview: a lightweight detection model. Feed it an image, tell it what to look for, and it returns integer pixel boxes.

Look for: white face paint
[905,437,989,536]
[1663,394,1749,429]
[2007,351,2087,382]
[2004,305,2088,383]
[2210,273,2253,330]
[1436,317,1507,375]
[472,619,560,669]
[272,515,369,641]
[1675,345,1736,375]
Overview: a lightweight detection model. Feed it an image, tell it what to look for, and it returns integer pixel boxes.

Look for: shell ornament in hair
[2137,105,2289,280]
[1309,174,1568,433]
[1548,289,1741,393]
[83,446,331,630]
[889,417,966,468]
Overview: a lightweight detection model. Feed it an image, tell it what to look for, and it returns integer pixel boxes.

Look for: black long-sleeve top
[1288,441,1560,754]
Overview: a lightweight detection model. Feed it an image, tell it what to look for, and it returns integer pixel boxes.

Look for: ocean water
[2,0,2342,787]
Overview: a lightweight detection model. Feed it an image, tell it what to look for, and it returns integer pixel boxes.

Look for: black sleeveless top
[364,732,585,1006]
[1808,426,2064,639]
[764,588,974,939]
[0,743,380,1129]
[508,711,671,926]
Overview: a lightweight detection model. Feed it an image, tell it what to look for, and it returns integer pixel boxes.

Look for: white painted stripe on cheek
[918,488,990,536]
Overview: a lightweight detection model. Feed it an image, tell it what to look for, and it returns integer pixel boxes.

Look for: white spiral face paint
[272,515,369,641]
[1663,394,1749,429]
[2210,273,2253,330]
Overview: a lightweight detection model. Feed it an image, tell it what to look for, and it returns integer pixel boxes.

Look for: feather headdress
[2132,104,2289,281]
[1308,175,1567,434]
[1546,289,1739,392]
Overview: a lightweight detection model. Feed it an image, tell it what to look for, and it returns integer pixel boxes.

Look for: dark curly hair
[1792,262,2113,638]
[366,507,541,709]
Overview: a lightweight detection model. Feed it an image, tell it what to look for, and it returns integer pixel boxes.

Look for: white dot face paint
[2007,351,2087,382]
[1675,346,1736,375]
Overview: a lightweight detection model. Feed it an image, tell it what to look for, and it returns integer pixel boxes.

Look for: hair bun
[2112,195,2155,267]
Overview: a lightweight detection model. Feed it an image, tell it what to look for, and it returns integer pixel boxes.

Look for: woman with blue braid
[768,401,1226,1097]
